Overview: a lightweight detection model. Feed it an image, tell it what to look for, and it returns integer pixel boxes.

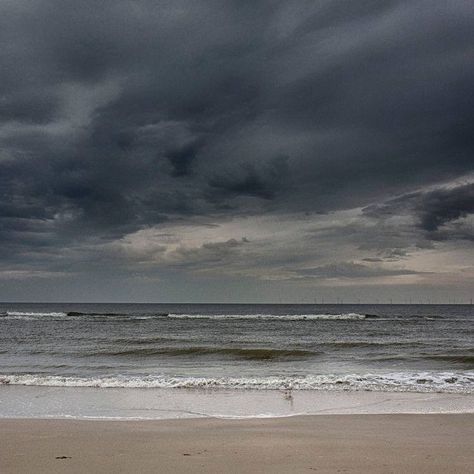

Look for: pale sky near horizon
[0,1,473,303]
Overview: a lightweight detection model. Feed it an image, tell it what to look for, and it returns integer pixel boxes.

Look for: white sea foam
[1,311,67,320]
[1,372,473,393]
[167,312,369,321]
[7,311,66,316]
[0,311,370,321]
[0,311,130,320]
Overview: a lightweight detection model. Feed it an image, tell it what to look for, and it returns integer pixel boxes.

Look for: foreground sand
[1,414,473,473]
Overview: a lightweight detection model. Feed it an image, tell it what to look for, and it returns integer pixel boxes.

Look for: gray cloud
[0,0,473,300]
[298,262,422,279]
[364,182,474,240]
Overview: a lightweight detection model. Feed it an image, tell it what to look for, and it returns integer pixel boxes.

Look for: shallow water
[1,385,473,420]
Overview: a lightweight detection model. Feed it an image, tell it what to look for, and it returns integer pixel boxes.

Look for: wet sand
[1,414,473,473]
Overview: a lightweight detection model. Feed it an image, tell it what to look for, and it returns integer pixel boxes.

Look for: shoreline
[1,414,473,473]
[1,385,473,420]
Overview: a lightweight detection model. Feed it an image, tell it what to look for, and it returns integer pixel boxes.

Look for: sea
[1,303,473,419]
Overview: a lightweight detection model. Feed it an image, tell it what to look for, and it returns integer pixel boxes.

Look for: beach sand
[0,414,473,473]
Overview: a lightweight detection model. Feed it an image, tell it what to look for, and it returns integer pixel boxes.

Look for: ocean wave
[0,311,68,320]
[322,340,432,349]
[65,311,168,317]
[166,312,372,321]
[66,311,126,317]
[1,310,469,322]
[423,355,474,365]
[86,347,319,360]
[1,372,473,393]
[0,311,169,321]
[0,311,374,322]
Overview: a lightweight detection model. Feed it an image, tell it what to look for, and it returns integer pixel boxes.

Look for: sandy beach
[1,414,473,473]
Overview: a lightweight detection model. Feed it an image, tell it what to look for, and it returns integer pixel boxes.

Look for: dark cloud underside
[0,0,473,300]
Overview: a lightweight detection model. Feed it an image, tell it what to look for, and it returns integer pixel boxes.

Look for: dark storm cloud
[166,141,202,177]
[416,184,474,233]
[208,156,289,200]
[364,183,474,240]
[0,0,473,279]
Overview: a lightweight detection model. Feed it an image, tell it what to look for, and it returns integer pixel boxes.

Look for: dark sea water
[1,303,473,394]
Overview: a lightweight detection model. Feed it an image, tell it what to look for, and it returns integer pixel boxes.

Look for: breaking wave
[0,311,68,319]
[1,310,469,322]
[1,371,473,393]
[0,311,376,322]
[0,311,168,321]
[166,312,373,321]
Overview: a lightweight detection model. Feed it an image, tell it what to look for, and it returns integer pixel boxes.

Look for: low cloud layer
[0,1,473,301]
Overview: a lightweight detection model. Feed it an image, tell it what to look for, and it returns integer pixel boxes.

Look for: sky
[0,0,473,303]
